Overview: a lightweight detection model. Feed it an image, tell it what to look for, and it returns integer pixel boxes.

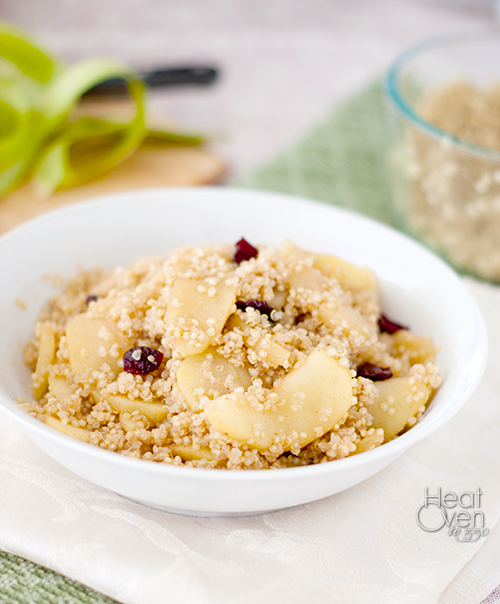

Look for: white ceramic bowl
[0,187,487,516]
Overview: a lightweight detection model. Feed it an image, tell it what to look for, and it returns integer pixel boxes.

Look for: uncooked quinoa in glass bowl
[384,33,500,283]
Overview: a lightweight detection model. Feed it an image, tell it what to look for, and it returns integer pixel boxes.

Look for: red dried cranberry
[234,238,258,263]
[378,314,407,334]
[236,299,274,318]
[357,362,393,381]
[123,346,164,375]
[295,312,308,325]
[86,295,100,305]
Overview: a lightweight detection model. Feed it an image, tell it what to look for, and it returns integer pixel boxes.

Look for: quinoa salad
[20,238,442,470]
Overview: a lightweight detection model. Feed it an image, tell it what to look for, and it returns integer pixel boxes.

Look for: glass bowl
[384,34,500,282]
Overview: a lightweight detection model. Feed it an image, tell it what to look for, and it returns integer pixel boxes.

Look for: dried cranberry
[234,238,258,263]
[123,346,163,375]
[357,362,393,381]
[86,295,100,305]
[378,314,407,334]
[236,299,274,318]
[295,313,308,325]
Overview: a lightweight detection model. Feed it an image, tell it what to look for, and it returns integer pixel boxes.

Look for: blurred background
[1,0,496,181]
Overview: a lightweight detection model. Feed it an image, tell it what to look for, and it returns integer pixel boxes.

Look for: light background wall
[1,0,495,179]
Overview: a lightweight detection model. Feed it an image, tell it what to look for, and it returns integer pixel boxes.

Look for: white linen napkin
[1,277,499,604]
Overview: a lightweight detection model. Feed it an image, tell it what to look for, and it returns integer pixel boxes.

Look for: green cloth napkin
[240,81,395,226]
[0,551,118,603]
[0,80,393,604]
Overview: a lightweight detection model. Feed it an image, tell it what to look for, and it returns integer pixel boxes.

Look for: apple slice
[104,394,169,424]
[66,313,130,376]
[170,443,215,462]
[32,323,56,399]
[176,347,251,409]
[389,330,436,365]
[165,277,237,357]
[205,349,354,451]
[45,415,92,443]
[313,253,376,293]
[369,376,431,440]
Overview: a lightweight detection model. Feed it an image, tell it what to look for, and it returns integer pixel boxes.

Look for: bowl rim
[383,31,500,163]
[0,186,489,484]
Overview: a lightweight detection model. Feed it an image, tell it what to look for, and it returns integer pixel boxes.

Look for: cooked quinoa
[20,239,441,470]
[401,80,500,281]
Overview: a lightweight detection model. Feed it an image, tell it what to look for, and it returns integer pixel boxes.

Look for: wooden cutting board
[0,101,226,236]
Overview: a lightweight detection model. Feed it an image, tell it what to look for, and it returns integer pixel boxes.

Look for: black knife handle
[85,66,219,97]
[145,67,218,87]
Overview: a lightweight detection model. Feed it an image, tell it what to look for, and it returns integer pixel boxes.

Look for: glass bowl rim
[383,32,500,163]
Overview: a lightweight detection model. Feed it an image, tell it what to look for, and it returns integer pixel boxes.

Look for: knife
[85,66,219,97]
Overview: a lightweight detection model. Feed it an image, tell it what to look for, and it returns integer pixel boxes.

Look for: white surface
[0,187,487,515]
